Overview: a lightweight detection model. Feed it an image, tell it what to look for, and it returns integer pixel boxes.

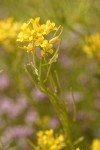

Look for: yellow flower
[17,17,60,57]
[91,139,100,150]
[35,36,44,47]
[23,43,36,54]
[83,33,100,61]
[21,23,29,30]
[30,17,40,30]
[17,23,33,42]
[44,20,57,35]
[76,148,80,150]
[36,129,66,150]
[0,17,21,51]
[41,40,53,56]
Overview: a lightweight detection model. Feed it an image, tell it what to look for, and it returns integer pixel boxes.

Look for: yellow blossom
[76,148,80,150]
[36,129,66,150]
[44,20,57,35]
[40,40,53,56]
[30,17,40,30]
[83,33,100,61]
[35,36,44,47]
[0,17,21,51]
[23,43,36,54]
[17,17,60,56]
[17,23,33,42]
[91,139,100,150]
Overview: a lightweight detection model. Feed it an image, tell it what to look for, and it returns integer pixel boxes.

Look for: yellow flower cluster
[17,17,60,56]
[35,129,66,150]
[0,18,21,51]
[83,33,100,61]
[91,139,100,150]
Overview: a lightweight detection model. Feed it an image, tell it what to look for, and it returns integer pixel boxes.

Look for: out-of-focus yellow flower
[91,139,100,150]
[76,148,80,150]
[35,129,66,150]
[83,33,100,61]
[0,17,21,51]
[17,17,60,57]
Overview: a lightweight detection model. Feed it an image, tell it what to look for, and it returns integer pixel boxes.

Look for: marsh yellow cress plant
[0,17,21,51]
[83,33,100,61]
[17,17,62,58]
[17,17,76,150]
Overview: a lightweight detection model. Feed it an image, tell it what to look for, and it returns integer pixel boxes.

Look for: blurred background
[0,0,100,149]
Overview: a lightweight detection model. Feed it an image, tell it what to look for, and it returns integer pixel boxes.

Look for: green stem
[70,87,77,122]
[39,80,74,150]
